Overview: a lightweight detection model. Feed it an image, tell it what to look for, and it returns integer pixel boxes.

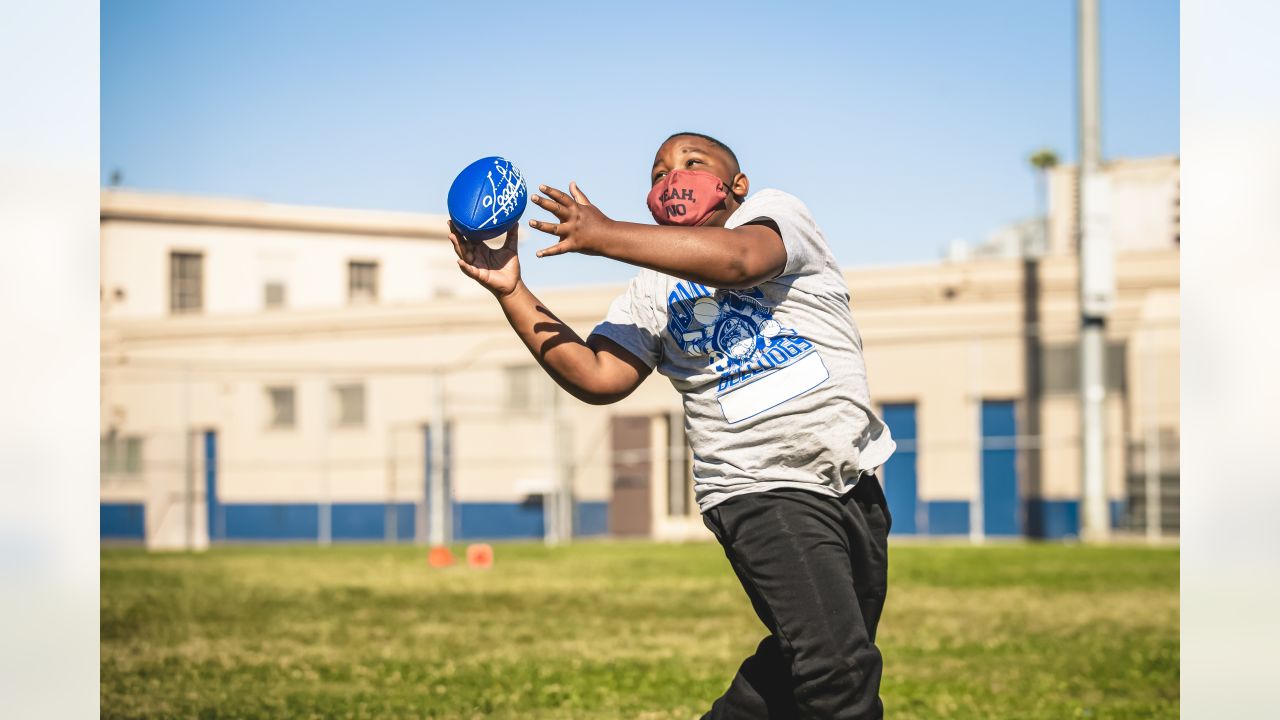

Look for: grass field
[101,541,1178,719]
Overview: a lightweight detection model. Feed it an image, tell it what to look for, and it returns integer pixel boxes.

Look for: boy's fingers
[450,233,478,265]
[528,218,563,236]
[569,181,592,206]
[530,194,567,218]
[535,240,573,258]
[539,184,576,208]
[456,258,481,280]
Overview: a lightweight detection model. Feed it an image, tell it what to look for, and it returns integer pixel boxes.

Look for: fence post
[1144,347,1163,542]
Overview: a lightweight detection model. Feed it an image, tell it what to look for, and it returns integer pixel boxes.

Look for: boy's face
[650,135,748,228]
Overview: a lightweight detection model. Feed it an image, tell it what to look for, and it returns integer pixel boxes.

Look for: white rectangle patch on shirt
[717,351,829,424]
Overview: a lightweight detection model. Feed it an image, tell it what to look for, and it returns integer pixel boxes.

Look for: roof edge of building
[101,188,451,239]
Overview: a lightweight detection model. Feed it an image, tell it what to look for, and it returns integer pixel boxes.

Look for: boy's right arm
[450,223,652,405]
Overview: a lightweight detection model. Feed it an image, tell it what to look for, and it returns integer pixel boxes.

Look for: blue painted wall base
[1025,499,1127,539]
[575,501,609,537]
[913,498,1127,539]
[101,503,145,540]
[102,500,611,542]
[103,498,1124,542]
[926,501,971,535]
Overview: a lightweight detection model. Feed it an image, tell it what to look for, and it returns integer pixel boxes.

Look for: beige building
[100,173,1179,548]
[954,156,1180,261]
[1047,156,1180,256]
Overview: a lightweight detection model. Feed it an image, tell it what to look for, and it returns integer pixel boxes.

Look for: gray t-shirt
[590,188,895,512]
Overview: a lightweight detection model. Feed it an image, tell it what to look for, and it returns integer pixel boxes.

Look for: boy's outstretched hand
[449,220,521,298]
[529,182,611,258]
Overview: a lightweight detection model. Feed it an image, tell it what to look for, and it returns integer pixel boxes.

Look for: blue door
[204,430,220,542]
[981,401,1021,536]
[880,403,918,535]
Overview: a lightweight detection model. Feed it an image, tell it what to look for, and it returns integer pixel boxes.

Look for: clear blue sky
[102,0,1179,289]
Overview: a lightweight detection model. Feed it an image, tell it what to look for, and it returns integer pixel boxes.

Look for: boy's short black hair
[665,131,739,169]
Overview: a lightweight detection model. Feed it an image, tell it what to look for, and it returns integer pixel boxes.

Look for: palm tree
[1028,148,1060,256]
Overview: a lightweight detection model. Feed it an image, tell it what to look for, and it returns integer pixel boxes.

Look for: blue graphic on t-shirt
[666,281,817,393]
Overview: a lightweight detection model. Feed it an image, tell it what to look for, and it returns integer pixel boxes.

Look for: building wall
[101,190,1180,546]
[845,250,1176,536]
[1047,156,1180,256]
[100,190,481,320]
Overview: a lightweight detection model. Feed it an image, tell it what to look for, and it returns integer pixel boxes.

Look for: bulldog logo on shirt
[666,281,820,396]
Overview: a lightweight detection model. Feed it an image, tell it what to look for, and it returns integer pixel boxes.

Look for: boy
[447,132,895,719]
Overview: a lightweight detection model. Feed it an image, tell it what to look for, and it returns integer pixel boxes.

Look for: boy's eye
[653,171,666,183]
[686,159,702,167]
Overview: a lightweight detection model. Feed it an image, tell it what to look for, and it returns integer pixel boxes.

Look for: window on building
[334,383,366,427]
[263,281,287,310]
[267,386,296,428]
[101,433,144,476]
[100,434,116,474]
[123,437,143,474]
[505,365,547,412]
[169,251,204,314]
[348,261,378,304]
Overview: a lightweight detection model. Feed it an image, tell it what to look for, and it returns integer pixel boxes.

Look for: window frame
[503,365,549,413]
[168,250,205,314]
[347,260,379,304]
[333,382,366,428]
[266,385,297,430]
[263,280,287,310]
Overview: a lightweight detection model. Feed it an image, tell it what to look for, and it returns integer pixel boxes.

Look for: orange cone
[466,543,494,569]
[427,545,455,568]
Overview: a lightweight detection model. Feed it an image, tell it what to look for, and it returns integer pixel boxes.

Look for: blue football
[447,156,528,242]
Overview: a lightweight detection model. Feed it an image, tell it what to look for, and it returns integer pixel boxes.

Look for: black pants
[701,476,892,720]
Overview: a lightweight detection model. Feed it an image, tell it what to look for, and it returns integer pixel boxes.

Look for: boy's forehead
[654,136,724,165]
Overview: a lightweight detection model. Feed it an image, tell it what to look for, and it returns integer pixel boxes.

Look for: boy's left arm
[529,183,785,290]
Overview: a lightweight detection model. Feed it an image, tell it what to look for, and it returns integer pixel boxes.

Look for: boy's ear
[731,172,749,201]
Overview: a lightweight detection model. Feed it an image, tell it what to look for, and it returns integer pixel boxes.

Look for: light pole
[1077,0,1114,541]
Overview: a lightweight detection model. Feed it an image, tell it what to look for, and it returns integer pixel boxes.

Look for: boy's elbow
[713,257,754,290]
[715,227,785,289]
[571,390,626,406]
[582,393,622,406]
[720,242,785,289]
[720,257,774,290]
[565,380,630,406]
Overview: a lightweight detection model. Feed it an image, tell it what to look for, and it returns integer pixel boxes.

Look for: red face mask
[647,170,733,226]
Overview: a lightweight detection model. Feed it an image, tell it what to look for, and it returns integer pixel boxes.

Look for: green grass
[102,541,1178,719]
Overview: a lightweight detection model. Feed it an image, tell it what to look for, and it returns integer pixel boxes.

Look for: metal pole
[386,424,397,543]
[318,380,332,546]
[416,424,428,546]
[547,387,572,545]
[1077,0,1110,541]
[543,393,558,547]
[1079,327,1108,539]
[428,372,448,547]
[183,364,194,551]
[1144,347,1162,543]
[970,341,985,544]
[559,395,574,542]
